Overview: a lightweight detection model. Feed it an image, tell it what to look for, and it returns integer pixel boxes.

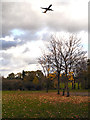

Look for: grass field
[2,91,89,119]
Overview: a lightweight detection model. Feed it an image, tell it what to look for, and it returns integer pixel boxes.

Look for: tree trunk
[57,72,60,94]
[78,81,80,89]
[46,78,48,93]
[66,76,70,97]
[66,82,70,97]
[73,78,76,89]
[67,89,69,97]
[62,83,66,96]
[72,81,74,89]
[85,77,88,89]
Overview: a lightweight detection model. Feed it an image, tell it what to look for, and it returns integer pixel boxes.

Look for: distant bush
[2,79,23,90]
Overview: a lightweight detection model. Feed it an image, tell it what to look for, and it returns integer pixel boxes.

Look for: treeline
[2,65,89,91]
[2,70,46,90]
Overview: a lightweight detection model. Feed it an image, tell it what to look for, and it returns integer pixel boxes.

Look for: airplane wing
[48,4,52,9]
[48,8,53,11]
[41,7,47,9]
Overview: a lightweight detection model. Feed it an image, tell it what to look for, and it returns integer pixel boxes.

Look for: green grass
[2,88,89,94]
[60,82,82,89]
[2,91,89,119]
[49,89,89,92]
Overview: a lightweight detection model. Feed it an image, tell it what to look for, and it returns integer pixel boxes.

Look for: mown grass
[49,89,89,92]
[2,91,89,119]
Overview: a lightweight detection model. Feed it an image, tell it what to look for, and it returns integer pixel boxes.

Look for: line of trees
[2,70,46,90]
[38,34,88,96]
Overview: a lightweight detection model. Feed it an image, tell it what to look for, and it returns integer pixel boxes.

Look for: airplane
[41,4,53,13]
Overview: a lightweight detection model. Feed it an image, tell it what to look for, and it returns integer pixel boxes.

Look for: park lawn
[2,91,89,119]
[49,89,89,92]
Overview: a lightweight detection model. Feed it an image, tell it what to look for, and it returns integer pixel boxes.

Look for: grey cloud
[46,11,87,32]
[0,52,13,66]
[2,2,44,36]
[1,37,25,50]
[1,40,17,50]
[0,48,37,68]
[0,31,42,50]
[15,31,41,42]
[41,32,51,41]
[23,47,30,53]
[2,1,87,38]
[2,52,13,59]
[25,58,37,65]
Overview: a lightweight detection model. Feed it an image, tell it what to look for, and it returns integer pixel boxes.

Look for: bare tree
[48,35,63,94]
[38,53,51,93]
[58,34,87,96]
[38,34,87,97]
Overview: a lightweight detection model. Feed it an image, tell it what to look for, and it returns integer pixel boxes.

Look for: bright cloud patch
[11,29,25,36]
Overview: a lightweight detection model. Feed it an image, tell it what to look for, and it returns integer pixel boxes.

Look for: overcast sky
[0,0,88,77]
